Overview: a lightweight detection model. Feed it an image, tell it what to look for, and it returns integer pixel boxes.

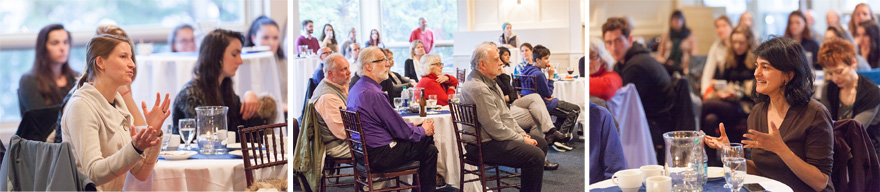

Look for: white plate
[227,143,242,149]
[160,151,197,160]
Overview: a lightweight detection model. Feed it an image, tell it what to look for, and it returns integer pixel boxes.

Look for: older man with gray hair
[294,53,352,191]
[347,46,439,192]
[460,42,547,191]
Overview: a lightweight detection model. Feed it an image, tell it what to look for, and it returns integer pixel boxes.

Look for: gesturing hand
[742,121,788,154]
[142,92,171,130]
[703,123,730,150]
[132,126,161,151]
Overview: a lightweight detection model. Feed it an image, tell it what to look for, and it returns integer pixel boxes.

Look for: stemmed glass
[723,157,747,192]
[393,97,404,113]
[179,118,197,150]
[722,143,745,190]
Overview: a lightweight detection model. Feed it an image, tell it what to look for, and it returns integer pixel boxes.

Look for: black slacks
[368,136,438,192]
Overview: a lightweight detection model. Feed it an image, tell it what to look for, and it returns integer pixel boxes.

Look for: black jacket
[613,42,673,119]
[404,59,420,83]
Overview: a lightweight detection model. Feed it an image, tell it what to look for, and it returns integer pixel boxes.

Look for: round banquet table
[131,51,285,127]
[552,78,586,123]
[122,154,288,191]
[400,110,483,192]
[289,57,322,119]
[589,167,793,192]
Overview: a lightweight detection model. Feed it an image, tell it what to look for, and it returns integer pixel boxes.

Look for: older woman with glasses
[414,54,458,106]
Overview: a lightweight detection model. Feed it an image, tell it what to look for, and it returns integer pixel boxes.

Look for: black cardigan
[404,59,419,83]
[821,74,880,151]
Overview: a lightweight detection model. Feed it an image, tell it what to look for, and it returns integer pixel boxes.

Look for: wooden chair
[511,75,537,94]
[448,100,521,191]
[456,68,467,82]
[238,122,291,187]
[321,156,354,191]
[339,107,421,192]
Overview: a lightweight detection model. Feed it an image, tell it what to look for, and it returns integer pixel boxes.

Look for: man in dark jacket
[603,17,674,164]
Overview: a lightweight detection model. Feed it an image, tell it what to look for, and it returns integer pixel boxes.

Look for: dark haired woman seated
[172,29,276,136]
[705,37,833,192]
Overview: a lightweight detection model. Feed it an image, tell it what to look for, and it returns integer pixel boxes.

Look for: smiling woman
[705,37,833,192]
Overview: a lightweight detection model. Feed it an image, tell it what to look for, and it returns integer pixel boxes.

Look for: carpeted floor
[294,139,585,192]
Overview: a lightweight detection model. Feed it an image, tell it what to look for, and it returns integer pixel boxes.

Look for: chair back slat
[457,68,467,82]
[238,121,292,187]
[339,107,370,173]
[448,100,485,166]
[512,75,537,94]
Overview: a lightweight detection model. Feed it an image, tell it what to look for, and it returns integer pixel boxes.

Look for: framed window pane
[381,0,457,43]
[0,0,245,34]
[298,0,360,50]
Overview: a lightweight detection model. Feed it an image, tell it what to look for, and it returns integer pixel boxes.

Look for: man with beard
[295,20,320,55]
[347,46,439,192]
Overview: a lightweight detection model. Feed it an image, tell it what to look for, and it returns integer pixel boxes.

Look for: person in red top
[409,17,435,53]
[589,39,622,101]
[415,54,458,106]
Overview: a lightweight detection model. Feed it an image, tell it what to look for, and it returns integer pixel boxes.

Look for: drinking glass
[567,66,574,76]
[161,124,172,151]
[723,157,747,192]
[179,118,197,150]
[393,97,404,112]
[722,143,745,188]
[427,95,438,109]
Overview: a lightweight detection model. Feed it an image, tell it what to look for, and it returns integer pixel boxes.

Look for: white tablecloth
[553,78,586,123]
[589,167,793,192]
[289,58,322,119]
[131,51,284,127]
[122,158,288,191]
[401,113,483,192]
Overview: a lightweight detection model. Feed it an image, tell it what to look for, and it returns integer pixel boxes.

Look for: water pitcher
[196,106,228,154]
[663,131,706,192]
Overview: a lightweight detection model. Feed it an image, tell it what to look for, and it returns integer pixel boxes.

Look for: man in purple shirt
[347,46,438,192]
[295,20,320,55]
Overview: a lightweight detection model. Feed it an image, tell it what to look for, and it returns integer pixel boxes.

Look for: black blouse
[171,80,261,139]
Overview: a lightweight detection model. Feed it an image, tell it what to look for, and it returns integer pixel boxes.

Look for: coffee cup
[612,169,643,191]
[640,165,665,183]
[646,176,672,192]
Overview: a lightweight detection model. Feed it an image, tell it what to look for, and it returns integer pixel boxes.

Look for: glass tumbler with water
[196,106,229,154]
[393,97,404,112]
[663,131,706,192]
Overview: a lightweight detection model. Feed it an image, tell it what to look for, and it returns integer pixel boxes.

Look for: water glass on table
[179,118,197,150]
[723,157,747,192]
[161,125,173,151]
[393,97,404,113]
[427,95,438,110]
[722,143,744,188]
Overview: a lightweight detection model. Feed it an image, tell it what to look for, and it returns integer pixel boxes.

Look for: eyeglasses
[370,58,387,63]
[431,62,444,66]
